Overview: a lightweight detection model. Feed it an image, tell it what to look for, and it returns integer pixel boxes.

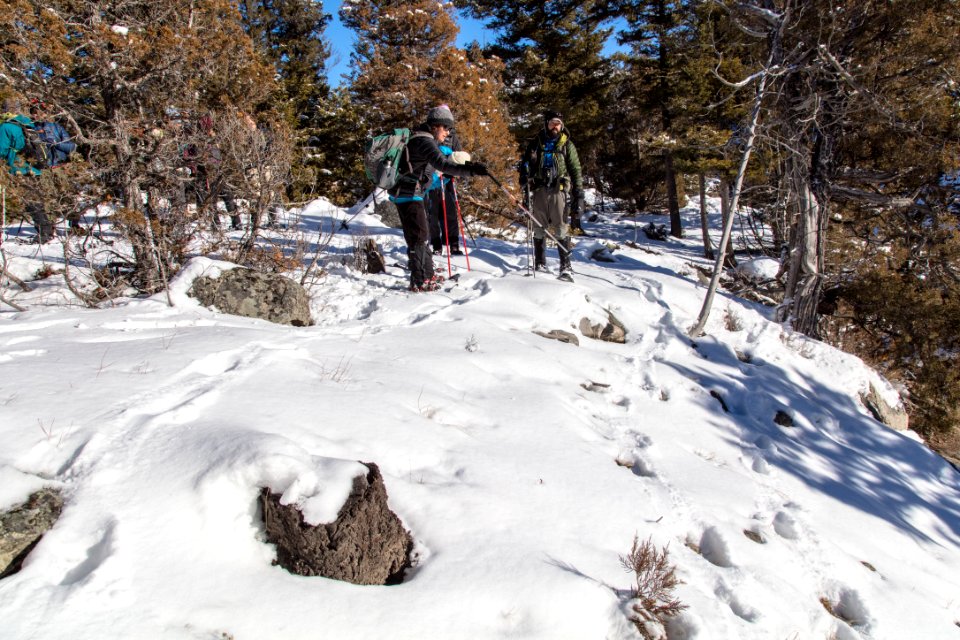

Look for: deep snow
[0,192,958,639]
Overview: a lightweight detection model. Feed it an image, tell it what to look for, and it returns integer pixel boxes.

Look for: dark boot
[570,214,585,235]
[30,208,55,243]
[420,243,436,282]
[408,246,425,289]
[534,237,547,271]
[558,238,574,281]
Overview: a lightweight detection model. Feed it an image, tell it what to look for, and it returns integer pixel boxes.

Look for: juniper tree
[0,0,278,292]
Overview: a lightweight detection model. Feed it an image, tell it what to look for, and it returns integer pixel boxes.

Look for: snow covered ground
[0,193,958,639]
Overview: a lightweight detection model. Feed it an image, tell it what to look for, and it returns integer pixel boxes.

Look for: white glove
[449,151,472,165]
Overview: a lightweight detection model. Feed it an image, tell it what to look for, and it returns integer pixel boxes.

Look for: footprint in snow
[615,431,657,477]
[773,509,802,540]
[820,584,874,634]
[715,579,762,622]
[0,348,47,363]
[694,525,735,568]
[59,518,118,586]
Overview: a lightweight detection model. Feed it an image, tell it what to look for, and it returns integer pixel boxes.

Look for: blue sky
[322,1,496,86]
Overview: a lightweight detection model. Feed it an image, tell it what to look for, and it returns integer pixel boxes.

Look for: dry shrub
[621,535,687,638]
[244,245,301,274]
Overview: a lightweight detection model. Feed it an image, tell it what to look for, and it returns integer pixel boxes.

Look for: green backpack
[363,128,431,189]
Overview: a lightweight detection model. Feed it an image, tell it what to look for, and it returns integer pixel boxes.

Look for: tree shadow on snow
[662,335,960,547]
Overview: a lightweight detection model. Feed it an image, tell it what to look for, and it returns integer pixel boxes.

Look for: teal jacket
[0,114,41,176]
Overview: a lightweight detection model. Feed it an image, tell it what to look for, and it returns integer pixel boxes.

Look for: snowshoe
[557,270,574,283]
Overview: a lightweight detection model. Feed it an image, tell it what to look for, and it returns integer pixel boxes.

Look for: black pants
[427,181,459,252]
[395,199,435,287]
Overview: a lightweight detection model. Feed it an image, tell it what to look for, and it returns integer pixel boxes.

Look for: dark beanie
[543,109,563,123]
[426,104,455,128]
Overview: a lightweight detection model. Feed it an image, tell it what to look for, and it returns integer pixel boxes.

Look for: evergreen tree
[614,0,709,237]
[237,0,347,201]
[341,0,515,213]
[457,0,615,183]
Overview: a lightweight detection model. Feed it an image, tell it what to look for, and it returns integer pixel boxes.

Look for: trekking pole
[1,185,5,247]
[486,172,562,246]
[439,177,453,277]
[340,190,378,230]
[451,178,470,271]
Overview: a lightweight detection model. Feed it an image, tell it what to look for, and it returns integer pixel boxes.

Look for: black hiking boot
[558,237,574,282]
[534,237,547,271]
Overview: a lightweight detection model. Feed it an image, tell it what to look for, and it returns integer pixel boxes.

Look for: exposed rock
[579,310,627,344]
[642,222,667,241]
[860,383,909,432]
[1,489,63,579]
[589,245,618,263]
[533,329,579,346]
[190,268,313,327]
[774,410,795,428]
[374,199,401,228]
[260,462,412,586]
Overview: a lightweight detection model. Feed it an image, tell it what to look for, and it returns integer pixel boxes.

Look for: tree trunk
[698,172,714,260]
[778,154,824,337]
[689,67,769,337]
[124,181,162,295]
[665,151,682,238]
[718,179,737,268]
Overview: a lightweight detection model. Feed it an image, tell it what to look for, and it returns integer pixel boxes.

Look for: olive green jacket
[519,128,582,196]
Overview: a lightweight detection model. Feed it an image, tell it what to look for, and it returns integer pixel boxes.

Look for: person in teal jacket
[425,129,464,255]
[2,99,54,241]
[0,111,41,176]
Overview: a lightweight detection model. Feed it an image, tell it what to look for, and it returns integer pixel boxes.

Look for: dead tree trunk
[689,62,772,337]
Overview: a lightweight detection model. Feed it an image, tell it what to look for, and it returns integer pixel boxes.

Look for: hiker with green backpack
[377,105,488,292]
[519,109,584,281]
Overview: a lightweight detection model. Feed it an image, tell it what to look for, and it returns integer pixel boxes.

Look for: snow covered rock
[374,199,401,228]
[260,463,412,585]
[533,329,580,346]
[579,311,627,344]
[0,489,62,579]
[860,382,909,431]
[189,268,313,326]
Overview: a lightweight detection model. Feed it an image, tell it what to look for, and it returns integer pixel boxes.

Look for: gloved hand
[522,191,530,209]
[466,161,489,177]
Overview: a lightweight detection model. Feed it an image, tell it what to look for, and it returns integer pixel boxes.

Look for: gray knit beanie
[426,104,455,128]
